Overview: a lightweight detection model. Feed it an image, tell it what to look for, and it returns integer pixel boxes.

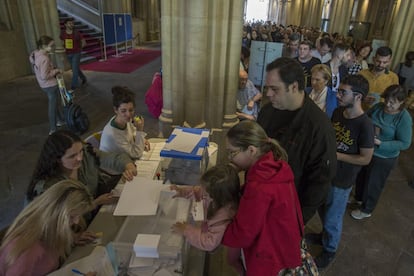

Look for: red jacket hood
[246,151,294,185]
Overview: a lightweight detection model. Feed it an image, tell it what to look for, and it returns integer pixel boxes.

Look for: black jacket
[257,95,337,223]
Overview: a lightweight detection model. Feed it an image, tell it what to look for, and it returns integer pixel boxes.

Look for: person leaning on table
[0,180,97,276]
[26,130,137,218]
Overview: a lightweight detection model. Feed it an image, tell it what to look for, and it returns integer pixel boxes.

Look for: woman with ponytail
[222,120,303,275]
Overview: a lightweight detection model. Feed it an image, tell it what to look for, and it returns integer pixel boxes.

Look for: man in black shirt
[315,75,374,270]
[257,57,337,224]
[295,40,321,88]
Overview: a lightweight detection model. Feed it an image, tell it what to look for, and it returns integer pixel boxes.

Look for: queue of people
[2,17,413,276]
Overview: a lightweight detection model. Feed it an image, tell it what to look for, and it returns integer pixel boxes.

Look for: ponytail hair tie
[267,137,272,143]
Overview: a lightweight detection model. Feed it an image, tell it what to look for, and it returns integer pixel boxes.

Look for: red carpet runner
[80,49,161,73]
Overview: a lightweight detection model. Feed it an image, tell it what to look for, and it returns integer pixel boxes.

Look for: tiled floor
[1,42,413,275]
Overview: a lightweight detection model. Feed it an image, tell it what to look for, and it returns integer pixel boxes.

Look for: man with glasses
[359,46,399,109]
[257,57,337,224]
[314,75,374,270]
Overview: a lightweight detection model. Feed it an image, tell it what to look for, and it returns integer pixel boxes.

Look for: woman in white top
[100,86,150,159]
[305,64,337,118]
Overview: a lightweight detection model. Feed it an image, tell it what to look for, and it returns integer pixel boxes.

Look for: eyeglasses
[337,88,358,96]
[227,149,241,160]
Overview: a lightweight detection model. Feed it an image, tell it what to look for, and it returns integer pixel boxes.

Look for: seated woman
[305,64,337,118]
[100,86,150,160]
[27,130,137,208]
[0,180,96,276]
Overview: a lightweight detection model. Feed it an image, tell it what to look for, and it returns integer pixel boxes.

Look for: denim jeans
[42,85,63,131]
[355,156,397,213]
[67,52,86,89]
[321,185,352,253]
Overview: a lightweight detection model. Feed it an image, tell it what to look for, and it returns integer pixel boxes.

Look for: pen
[71,268,86,275]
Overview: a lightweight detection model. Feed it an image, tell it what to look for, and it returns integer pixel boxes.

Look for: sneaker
[305,232,322,245]
[351,209,371,220]
[347,198,362,205]
[56,120,66,127]
[315,250,336,270]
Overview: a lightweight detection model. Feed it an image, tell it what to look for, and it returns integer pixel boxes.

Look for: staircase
[58,10,116,63]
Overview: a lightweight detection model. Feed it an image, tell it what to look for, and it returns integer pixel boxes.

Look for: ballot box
[160,127,210,185]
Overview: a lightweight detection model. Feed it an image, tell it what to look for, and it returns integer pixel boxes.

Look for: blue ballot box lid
[160,127,210,160]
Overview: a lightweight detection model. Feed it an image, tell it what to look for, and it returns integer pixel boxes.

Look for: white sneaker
[56,120,66,127]
[351,209,371,220]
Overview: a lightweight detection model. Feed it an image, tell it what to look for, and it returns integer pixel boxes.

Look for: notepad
[113,177,165,216]
[134,234,160,258]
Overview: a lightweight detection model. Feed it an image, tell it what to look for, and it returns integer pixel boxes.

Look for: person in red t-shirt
[60,18,87,90]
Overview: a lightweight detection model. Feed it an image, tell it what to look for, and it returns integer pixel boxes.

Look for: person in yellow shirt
[359,46,398,109]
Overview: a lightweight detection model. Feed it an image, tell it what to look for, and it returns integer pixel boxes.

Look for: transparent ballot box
[113,191,205,275]
[160,127,210,185]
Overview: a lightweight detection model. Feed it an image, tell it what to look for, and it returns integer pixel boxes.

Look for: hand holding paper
[171,221,187,235]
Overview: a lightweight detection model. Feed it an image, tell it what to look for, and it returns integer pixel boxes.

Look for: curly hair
[111,86,136,109]
[27,130,98,200]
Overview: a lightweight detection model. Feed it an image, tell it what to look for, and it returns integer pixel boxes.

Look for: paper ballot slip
[113,177,167,216]
[134,234,161,258]
[160,127,209,160]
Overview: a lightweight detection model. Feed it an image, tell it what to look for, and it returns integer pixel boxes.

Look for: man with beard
[359,46,399,109]
[314,75,374,270]
[324,43,352,92]
[257,57,337,224]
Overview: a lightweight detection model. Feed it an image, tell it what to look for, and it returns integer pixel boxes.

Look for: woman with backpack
[29,35,65,135]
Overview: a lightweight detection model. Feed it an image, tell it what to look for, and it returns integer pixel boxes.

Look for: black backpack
[64,103,89,135]
[56,74,89,135]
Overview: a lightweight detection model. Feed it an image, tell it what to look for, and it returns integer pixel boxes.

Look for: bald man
[236,70,262,120]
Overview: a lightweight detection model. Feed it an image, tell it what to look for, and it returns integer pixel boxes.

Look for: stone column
[328,0,353,35]
[148,0,160,40]
[301,0,324,28]
[267,0,279,23]
[46,0,67,69]
[17,0,39,52]
[286,1,302,26]
[389,0,414,68]
[160,0,242,135]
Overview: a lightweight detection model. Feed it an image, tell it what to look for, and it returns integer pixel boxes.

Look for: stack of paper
[141,142,165,161]
[134,234,161,258]
[113,177,165,216]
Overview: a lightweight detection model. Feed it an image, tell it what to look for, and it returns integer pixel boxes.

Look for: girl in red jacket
[222,120,303,276]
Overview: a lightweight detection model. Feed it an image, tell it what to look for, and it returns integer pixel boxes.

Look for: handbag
[278,185,319,276]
